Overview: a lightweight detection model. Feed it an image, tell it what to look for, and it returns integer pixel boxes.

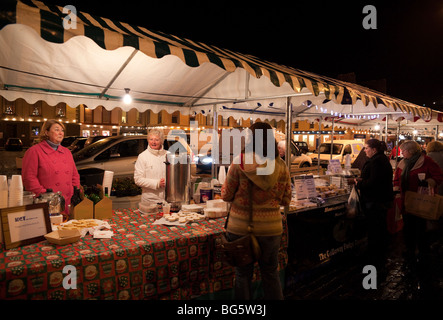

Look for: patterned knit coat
[221,153,292,236]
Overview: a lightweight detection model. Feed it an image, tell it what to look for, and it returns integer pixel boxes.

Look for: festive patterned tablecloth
[0,209,288,300]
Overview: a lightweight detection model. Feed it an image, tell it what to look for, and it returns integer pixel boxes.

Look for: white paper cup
[8,196,23,207]
[10,175,23,190]
[193,193,201,204]
[0,190,8,209]
[0,175,7,190]
[102,171,114,195]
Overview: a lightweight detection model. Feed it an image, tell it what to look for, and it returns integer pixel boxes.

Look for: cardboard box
[94,196,113,220]
[70,197,94,220]
[44,229,81,245]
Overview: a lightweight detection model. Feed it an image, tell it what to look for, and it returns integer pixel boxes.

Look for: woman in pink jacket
[22,120,80,220]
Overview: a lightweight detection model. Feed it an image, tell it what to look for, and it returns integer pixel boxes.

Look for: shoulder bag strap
[247,180,253,233]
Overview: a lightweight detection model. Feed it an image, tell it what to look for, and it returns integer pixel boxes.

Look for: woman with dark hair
[354,138,394,273]
[221,122,291,299]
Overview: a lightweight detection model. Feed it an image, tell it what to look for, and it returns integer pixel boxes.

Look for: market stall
[283,169,367,281]
[0,209,288,299]
[0,0,439,300]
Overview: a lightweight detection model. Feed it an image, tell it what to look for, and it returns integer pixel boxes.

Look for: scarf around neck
[148,145,166,156]
[45,139,60,151]
[401,151,421,192]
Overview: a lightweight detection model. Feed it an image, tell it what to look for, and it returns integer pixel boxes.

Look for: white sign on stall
[8,208,47,243]
[0,203,51,250]
[294,174,318,200]
[328,159,343,174]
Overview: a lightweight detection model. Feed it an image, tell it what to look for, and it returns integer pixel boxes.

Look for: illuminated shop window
[55,104,66,117]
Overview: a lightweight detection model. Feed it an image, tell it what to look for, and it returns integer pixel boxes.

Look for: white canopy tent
[0,0,438,167]
[0,0,433,120]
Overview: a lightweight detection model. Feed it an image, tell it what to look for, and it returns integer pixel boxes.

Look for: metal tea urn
[165,153,190,210]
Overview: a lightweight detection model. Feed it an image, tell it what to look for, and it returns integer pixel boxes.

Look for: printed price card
[294,175,318,200]
[328,159,343,174]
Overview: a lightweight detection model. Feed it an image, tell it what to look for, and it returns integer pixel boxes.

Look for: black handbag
[219,183,261,267]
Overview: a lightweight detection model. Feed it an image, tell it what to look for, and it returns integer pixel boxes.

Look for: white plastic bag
[347,185,362,218]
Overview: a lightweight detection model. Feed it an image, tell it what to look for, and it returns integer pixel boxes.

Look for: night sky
[30,0,443,111]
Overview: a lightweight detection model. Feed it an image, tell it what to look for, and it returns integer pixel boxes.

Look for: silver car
[73,135,149,179]
[73,135,194,180]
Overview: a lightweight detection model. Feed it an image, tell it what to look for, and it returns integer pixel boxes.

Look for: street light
[123,88,132,104]
[374,124,381,139]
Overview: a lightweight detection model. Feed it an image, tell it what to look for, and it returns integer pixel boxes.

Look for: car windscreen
[71,138,86,146]
[164,139,188,154]
[318,143,343,155]
[73,137,116,160]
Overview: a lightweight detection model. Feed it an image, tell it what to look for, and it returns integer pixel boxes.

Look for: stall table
[0,209,288,300]
[285,194,368,285]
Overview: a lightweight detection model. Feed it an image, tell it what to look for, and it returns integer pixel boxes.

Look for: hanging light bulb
[123,88,132,104]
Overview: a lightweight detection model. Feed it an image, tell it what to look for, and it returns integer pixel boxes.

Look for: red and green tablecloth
[0,209,288,300]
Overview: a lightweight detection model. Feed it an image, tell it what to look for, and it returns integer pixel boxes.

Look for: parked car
[61,136,82,147]
[84,135,107,147]
[74,135,195,183]
[196,139,312,173]
[293,141,309,154]
[5,138,23,151]
[68,137,87,153]
[287,140,312,168]
[310,140,364,168]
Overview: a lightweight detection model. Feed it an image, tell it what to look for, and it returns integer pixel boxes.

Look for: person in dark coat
[426,140,443,195]
[355,139,394,274]
[351,148,369,171]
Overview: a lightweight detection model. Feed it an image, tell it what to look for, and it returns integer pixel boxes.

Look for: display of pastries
[289,177,349,211]
[315,184,347,198]
[163,211,204,223]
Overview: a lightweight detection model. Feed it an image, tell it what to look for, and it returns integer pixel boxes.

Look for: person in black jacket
[355,139,394,274]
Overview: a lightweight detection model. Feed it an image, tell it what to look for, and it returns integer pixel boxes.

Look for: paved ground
[284,223,443,300]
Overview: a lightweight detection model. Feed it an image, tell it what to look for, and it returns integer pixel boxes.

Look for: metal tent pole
[284,97,292,218]
[285,99,292,169]
[394,122,400,170]
[330,118,335,161]
[317,117,322,175]
[99,48,138,99]
[212,104,218,180]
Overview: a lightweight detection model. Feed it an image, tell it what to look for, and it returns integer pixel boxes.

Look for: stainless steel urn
[165,153,190,207]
